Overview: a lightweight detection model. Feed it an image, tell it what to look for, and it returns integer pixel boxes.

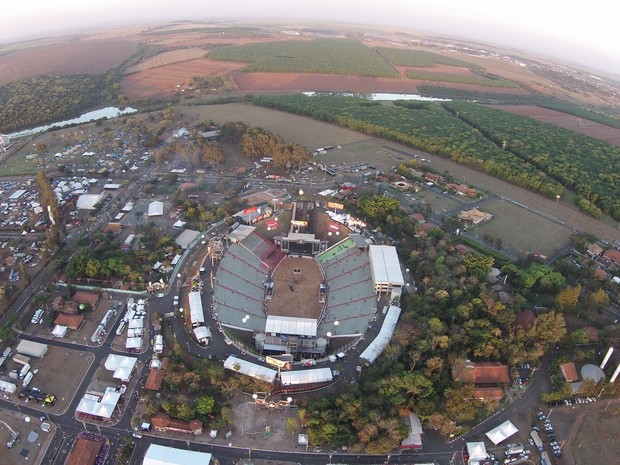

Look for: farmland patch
[208,38,398,77]
[0,39,136,86]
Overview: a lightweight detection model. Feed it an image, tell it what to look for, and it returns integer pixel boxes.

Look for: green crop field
[208,39,399,77]
[405,71,519,88]
[375,47,474,68]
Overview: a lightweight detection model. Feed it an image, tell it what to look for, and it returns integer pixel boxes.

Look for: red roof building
[560,362,579,382]
[603,249,620,266]
[66,437,102,465]
[72,290,100,308]
[473,387,505,401]
[53,313,85,330]
[455,361,510,385]
[151,413,203,435]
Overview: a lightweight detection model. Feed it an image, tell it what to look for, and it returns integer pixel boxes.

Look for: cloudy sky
[2,0,619,75]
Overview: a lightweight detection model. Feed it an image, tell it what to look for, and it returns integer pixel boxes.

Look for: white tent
[224,356,277,383]
[143,444,212,465]
[265,316,317,337]
[359,306,401,365]
[147,201,164,217]
[280,368,333,386]
[76,387,121,420]
[466,442,488,464]
[188,292,205,325]
[125,337,142,350]
[76,193,104,210]
[486,420,518,445]
[105,354,137,382]
[52,325,68,338]
[193,326,211,343]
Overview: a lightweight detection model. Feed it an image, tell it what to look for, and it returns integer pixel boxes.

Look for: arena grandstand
[213,207,403,365]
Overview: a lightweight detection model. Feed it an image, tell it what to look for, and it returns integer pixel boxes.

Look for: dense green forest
[0,74,112,133]
[442,101,620,220]
[374,47,474,68]
[208,39,399,77]
[252,94,564,198]
[537,102,620,129]
[405,71,519,88]
[415,85,554,104]
[252,94,620,219]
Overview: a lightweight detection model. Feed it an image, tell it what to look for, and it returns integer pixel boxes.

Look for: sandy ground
[0,408,57,465]
[267,257,323,319]
[9,345,94,415]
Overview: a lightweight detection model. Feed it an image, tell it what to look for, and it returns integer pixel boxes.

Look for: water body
[302,92,450,102]
[8,106,138,139]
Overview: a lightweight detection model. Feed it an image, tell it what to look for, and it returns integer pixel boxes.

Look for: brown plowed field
[0,39,136,85]
[120,58,245,99]
[489,105,620,146]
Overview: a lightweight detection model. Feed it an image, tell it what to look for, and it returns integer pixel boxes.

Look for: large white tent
[265,315,317,337]
[224,356,277,383]
[466,442,488,464]
[76,387,121,420]
[143,444,212,465]
[125,337,142,350]
[193,326,211,343]
[280,368,333,386]
[52,325,68,338]
[486,420,518,445]
[76,193,104,210]
[147,201,164,217]
[105,354,138,382]
[188,292,205,325]
[359,306,401,365]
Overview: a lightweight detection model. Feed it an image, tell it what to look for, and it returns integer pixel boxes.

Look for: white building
[369,245,404,301]
[143,444,212,465]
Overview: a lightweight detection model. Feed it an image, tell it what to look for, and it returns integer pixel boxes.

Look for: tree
[444,384,481,423]
[286,417,298,434]
[195,396,215,416]
[555,284,581,311]
[587,289,609,311]
[463,254,494,278]
[426,412,456,438]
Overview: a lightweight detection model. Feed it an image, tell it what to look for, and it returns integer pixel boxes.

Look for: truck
[505,443,524,456]
[540,451,552,465]
[530,430,544,451]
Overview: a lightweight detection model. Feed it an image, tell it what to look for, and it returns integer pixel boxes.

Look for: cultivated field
[207,39,399,77]
[124,48,207,74]
[490,105,620,147]
[0,39,136,86]
[120,58,244,99]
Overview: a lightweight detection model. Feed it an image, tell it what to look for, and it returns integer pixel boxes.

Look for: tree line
[252,94,565,199]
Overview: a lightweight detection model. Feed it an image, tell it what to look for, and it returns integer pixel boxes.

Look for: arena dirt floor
[267,257,323,319]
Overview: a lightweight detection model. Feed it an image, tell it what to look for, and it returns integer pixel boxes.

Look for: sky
[2,0,619,75]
